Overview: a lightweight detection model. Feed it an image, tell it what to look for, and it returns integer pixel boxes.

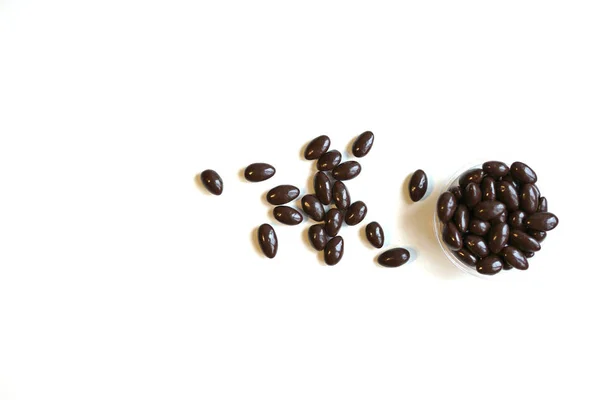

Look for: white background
[1,1,599,399]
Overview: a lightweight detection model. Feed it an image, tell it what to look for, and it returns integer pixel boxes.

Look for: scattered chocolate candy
[377,248,410,267]
[332,161,361,181]
[345,201,367,226]
[408,169,428,202]
[324,236,344,265]
[257,224,278,258]
[304,135,331,160]
[325,208,343,237]
[301,194,325,222]
[199,169,223,195]
[267,185,300,205]
[314,172,333,205]
[244,163,276,182]
[333,181,351,210]
[437,160,558,275]
[365,222,384,249]
[317,150,342,171]
[308,224,328,251]
[352,131,374,158]
[273,206,303,225]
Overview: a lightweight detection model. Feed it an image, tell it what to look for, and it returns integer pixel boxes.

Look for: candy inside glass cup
[433,163,494,279]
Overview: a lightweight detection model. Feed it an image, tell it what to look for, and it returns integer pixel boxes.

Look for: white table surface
[1,1,599,399]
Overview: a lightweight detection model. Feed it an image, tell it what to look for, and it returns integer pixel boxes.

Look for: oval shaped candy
[476,255,504,275]
[538,197,548,212]
[510,161,537,184]
[377,248,410,267]
[525,212,559,231]
[449,186,463,201]
[317,150,342,171]
[365,222,384,249]
[437,191,458,223]
[257,223,278,258]
[464,234,490,258]
[308,224,328,251]
[453,248,478,267]
[273,206,303,225]
[481,176,496,201]
[488,222,509,254]
[324,236,344,265]
[325,208,343,236]
[453,204,470,233]
[501,246,529,270]
[333,181,351,210]
[301,194,325,222]
[528,229,547,243]
[200,169,223,195]
[332,161,361,181]
[244,163,276,182]
[409,169,428,202]
[345,201,367,226]
[267,184,300,205]
[443,222,463,251]
[469,219,491,236]
[509,230,541,252]
[496,181,520,211]
[464,182,482,208]
[352,131,374,158]
[520,183,539,214]
[314,172,332,205]
[459,168,484,188]
[304,135,331,160]
[482,161,509,178]
[509,210,527,231]
[472,201,506,221]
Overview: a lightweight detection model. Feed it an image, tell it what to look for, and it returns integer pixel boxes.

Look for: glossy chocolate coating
[510,161,537,184]
[333,181,351,210]
[365,222,384,249]
[481,176,496,201]
[469,219,491,236]
[332,161,361,181]
[443,222,463,251]
[520,183,539,214]
[528,229,547,243]
[538,197,548,212]
[458,168,484,188]
[377,248,410,267]
[509,210,527,231]
[524,251,535,258]
[325,208,343,237]
[273,206,303,225]
[525,212,559,231]
[345,201,367,226]
[408,169,428,202]
[437,191,458,223]
[304,135,331,160]
[314,172,332,205]
[301,194,325,222]
[464,182,482,208]
[502,246,528,270]
[308,224,328,250]
[324,236,344,265]
[244,163,275,182]
[267,184,300,205]
[482,161,509,179]
[449,186,463,201]
[352,131,374,158]
[473,201,506,221]
[489,209,508,225]
[453,248,478,267]
[317,150,342,171]
[501,174,520,190]
[509,230,541,252]
[258,223,277,258]
[476,255,504,275]
[488,222,509,254]
[199,169,223,195]
[464,234,490,258]
[496,181,520,211]
[453,204,470,233]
